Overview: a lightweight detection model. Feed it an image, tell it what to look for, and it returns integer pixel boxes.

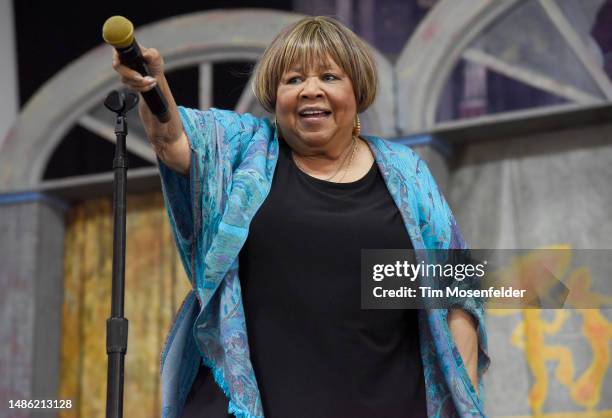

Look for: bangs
[252,16,377,114]
[278,23,347,77]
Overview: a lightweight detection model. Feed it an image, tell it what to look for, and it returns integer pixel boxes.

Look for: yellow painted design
[487,244,573,308]
[501,411,612,418]
[564,268,612,411]
[489,246,612,417]
[59,194,191,418]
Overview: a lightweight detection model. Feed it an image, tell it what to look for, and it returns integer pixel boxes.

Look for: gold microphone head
[102,16,134,48]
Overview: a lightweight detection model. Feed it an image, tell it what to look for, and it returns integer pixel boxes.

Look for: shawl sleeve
[157,106,262,282]
[156,107,267,417]
[416,156,492,403]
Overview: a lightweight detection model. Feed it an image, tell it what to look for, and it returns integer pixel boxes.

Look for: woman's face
[275,57,357,150]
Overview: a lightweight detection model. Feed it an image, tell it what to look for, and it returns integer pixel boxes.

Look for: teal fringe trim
[228,400,263,418]
[200,356,263,418]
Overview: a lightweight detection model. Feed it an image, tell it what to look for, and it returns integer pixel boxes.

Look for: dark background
[14,1,612,179]
[13,0,292,179]
[14,0,292,105]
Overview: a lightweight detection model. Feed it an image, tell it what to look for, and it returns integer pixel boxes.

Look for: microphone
[102,16,170,123]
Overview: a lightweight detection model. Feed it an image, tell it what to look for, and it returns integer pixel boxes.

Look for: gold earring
[353,114,361,138]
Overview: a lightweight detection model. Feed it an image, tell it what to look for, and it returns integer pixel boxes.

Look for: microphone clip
[104,90,139,115]
[104,90,139,137]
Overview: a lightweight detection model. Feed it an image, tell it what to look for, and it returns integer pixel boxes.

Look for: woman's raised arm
[112,46,191,175]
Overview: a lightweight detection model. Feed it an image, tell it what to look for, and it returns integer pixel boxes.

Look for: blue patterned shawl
[157,107,490,418]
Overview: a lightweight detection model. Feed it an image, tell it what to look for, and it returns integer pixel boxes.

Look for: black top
[181,139,427,418]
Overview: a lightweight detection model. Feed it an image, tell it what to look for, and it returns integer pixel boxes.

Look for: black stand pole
[104,90,139,418]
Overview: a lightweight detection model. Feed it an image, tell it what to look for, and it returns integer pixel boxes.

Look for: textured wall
[448,123,612,417]
[59,193,190,418]
[0,198,65,418]
[0,0,18,148]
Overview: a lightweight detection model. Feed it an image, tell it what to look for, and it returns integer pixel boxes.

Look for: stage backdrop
[55,126,612,417]
[59,193,190,418]
[449,122,612,417]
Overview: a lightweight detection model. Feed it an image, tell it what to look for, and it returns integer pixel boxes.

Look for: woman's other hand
[448,308,479,397]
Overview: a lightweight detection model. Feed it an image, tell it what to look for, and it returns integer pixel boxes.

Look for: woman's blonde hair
[252,16,377,114]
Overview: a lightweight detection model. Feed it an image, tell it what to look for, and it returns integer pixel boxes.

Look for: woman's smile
[298,106,332,126]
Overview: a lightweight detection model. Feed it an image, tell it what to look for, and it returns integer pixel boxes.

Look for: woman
[113,16,489,418]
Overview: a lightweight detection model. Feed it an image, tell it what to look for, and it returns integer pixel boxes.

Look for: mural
[59,194,190,418]
[489,247,612,417]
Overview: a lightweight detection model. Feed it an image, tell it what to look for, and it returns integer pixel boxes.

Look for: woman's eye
[287,76,302,84]
[323,74,338,81]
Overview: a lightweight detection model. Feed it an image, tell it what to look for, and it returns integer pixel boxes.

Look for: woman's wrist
[448,308,479,395]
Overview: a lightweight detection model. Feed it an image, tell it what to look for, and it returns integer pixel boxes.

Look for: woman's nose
[300,77,323,98]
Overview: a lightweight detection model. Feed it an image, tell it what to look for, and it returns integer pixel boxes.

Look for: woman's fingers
[118,71,157,92]
[119,75,157,90]
[111,50,120,69]
[112,48,158,92]
[120,74,156,88]
[140,46,164,77]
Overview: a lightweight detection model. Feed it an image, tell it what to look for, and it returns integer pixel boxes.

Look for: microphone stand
[104,90,139,418]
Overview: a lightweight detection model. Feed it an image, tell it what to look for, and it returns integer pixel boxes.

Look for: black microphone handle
[117,41,170,123]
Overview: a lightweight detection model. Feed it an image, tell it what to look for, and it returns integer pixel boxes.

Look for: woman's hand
[110,45,191,175]
[111,46,163,92]
[448,308,479,396]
